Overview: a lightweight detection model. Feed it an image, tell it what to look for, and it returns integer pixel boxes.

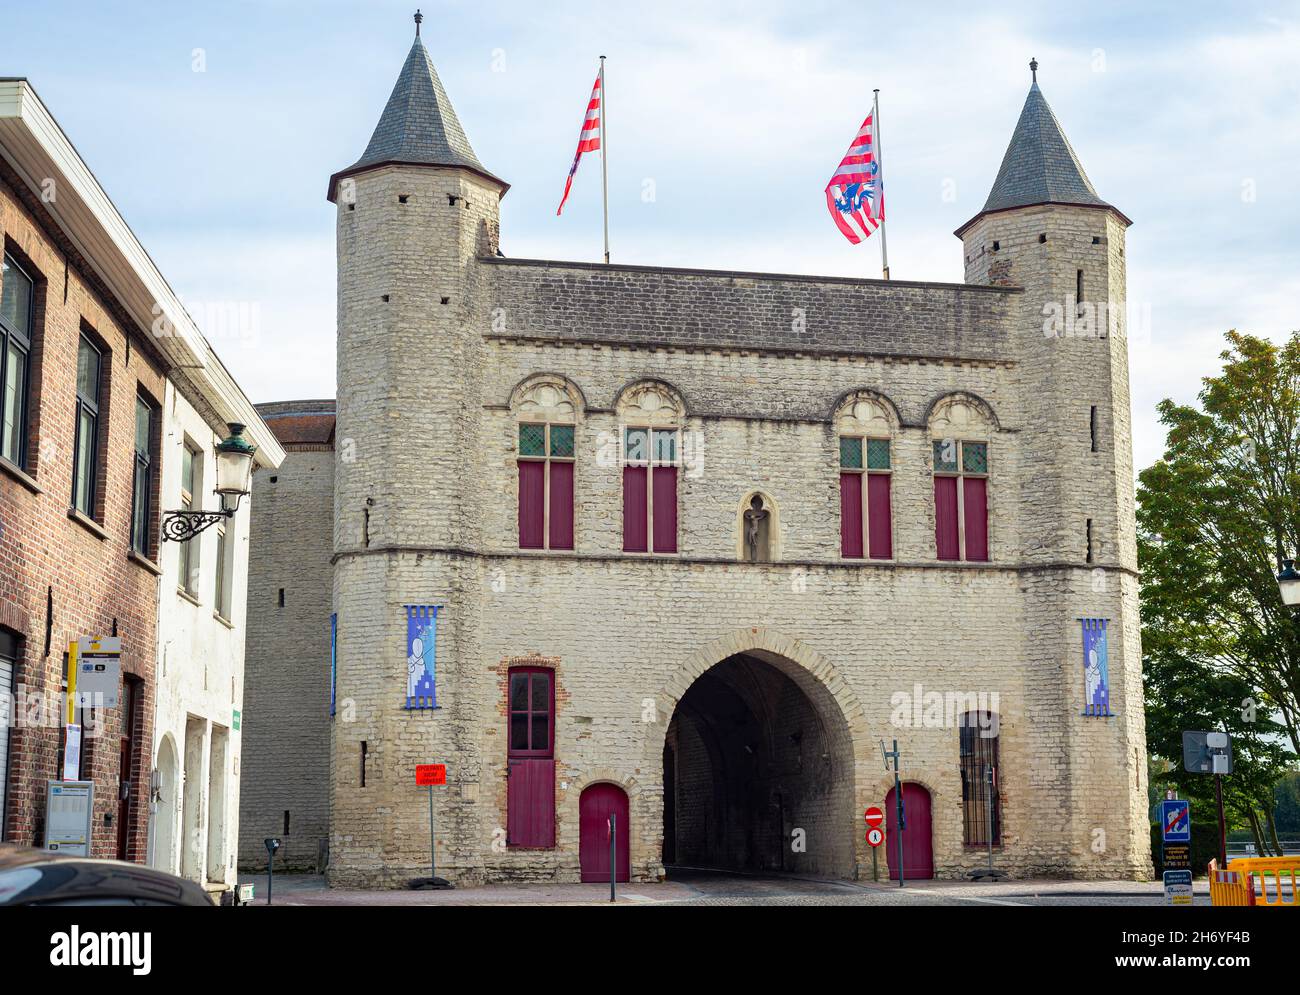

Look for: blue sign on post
[1161,799,1191,842]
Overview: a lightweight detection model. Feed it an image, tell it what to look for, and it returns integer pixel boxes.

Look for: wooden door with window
[116,678,140,860]
[506,668,555,848]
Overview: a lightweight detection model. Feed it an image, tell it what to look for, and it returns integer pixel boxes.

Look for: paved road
[655,867,1215,906]
[242,868,1219,906]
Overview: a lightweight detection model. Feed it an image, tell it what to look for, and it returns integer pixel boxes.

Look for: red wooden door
[507,759,555,847]
[884,782,933,880]
[506,668,555,847]
[579,783,629,882]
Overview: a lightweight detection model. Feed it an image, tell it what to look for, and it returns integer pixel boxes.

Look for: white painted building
[147,379,282,894]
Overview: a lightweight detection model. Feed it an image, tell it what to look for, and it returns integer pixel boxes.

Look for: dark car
[0,843,214,906]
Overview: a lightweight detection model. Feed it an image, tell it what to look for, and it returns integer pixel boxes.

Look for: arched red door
[580,783,630,882]
[884,782,933,880]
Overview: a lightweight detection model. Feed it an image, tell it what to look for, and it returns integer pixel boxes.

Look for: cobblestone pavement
[240,868,1216,907]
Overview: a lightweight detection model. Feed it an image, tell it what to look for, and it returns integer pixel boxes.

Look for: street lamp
[161,422,257,542]
[1278,558,1300,608]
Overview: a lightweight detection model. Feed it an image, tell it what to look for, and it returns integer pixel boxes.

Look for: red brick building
[0,78,280,861]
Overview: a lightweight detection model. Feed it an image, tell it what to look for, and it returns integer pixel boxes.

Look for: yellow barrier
[1229,856,1300,908]
[1207,859,1253,906]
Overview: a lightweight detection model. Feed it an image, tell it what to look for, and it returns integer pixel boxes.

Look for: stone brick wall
[0,168,166,860]
[237,405,335,871]
[308,163,1152,887]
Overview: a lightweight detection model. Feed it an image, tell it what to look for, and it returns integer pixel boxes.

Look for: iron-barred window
[959,711,1001,846]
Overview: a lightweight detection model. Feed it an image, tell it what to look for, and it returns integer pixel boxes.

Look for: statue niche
[742,494,772,562]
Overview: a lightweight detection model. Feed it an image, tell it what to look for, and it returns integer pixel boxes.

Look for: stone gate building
[241,28,1151,885]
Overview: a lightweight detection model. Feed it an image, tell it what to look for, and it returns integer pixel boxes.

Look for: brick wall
[0,168,166,859]
[237,407,335,871]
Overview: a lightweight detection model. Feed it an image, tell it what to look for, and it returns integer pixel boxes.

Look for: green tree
[1138,330,1300,853]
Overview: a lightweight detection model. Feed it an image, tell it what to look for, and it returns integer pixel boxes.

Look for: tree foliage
[1137,330,1300,850]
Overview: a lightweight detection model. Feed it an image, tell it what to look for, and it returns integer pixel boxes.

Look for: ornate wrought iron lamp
[161,423,256,542]
[1278,558,1300,607]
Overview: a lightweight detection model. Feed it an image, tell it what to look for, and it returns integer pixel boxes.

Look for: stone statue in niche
[743,494,771,562]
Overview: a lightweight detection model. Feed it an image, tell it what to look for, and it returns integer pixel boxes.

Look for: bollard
[609,812,617,902]
[264,837,281,906]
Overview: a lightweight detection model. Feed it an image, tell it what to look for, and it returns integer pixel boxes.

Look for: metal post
[609,812,617,902]
[871,846,878,882]
[266,854,273,906]
[986,764,995,875]
[599,56,609,264]
[1215,774,1227,866]
[872,88,889,280]
[429,783,436,880]
[892,739,905,888]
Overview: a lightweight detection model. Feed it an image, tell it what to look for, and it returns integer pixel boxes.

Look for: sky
[3,0,1298,472]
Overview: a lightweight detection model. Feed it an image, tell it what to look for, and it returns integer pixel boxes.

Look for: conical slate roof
[981,82,1109,213]
[328,35,505,200]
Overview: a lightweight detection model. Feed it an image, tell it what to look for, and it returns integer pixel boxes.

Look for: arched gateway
[659,630,864,878]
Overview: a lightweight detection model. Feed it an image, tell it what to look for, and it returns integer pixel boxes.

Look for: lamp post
[161,423,256,542]
[1278,558,1300,607]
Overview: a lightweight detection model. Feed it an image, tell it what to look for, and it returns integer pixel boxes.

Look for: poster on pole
[404,606,439,710]
[1079,618,1111,717]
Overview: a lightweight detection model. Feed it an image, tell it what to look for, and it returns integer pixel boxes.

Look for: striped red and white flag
[825,112,885,244]
[557,71,602,215]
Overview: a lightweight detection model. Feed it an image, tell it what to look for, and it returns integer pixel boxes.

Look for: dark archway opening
[662,652,854,878]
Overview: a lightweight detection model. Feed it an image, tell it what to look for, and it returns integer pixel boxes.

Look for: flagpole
[873,88,890,280]
[600,55,610,264]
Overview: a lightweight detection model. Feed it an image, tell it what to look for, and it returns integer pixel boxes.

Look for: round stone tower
[956,65,1150,878]
[326,18,508,885]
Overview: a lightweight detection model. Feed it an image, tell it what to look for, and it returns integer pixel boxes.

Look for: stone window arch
[511,374,584,551]
[735,491,780,562]
[616,381,685,554]
[834,391,897,560]
[927,393,995,562]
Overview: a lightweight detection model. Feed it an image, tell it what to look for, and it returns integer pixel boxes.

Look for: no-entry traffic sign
[867,827,884,848]
[416,764,447,786]
[864,806,885,828]
[1161,799,1190,842]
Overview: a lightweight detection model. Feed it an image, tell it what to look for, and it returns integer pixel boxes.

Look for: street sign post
[865,806,885,881]
[881,740,905,888]
[1160,797,1192,905]
[1183,730,1232,866]
[1160,799,1190,843]
[412,764,453,890]
[73,637,121,709]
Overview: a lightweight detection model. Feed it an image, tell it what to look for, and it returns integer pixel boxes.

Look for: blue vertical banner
[1080,618,1111,717]
[405,605,439,710]
[329,612,337,717]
